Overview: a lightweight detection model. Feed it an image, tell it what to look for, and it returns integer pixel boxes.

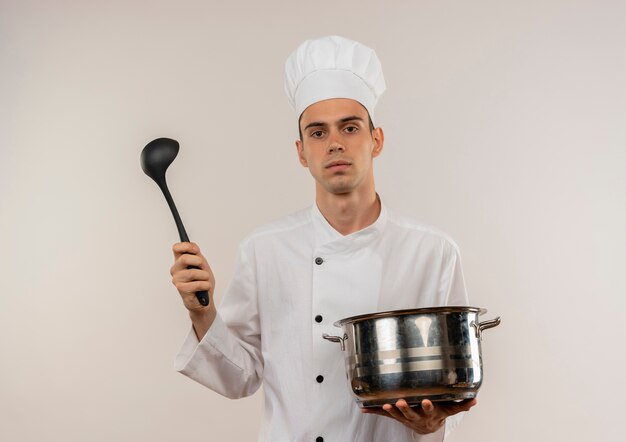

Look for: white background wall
[1,1,625,441]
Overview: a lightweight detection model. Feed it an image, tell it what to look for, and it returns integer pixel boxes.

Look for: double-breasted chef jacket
[176,202,469,442]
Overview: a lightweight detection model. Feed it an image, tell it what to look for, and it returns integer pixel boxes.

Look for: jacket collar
[310,197,388,253]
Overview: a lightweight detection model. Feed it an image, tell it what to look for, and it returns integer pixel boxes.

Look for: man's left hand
[361,398,477,434]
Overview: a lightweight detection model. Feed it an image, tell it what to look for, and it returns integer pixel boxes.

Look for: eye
[344,125,359,134]
[310,130,324,138]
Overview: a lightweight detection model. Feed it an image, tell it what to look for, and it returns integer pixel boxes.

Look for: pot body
[324,307,499,408]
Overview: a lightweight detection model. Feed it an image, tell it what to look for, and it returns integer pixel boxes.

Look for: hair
[298,112,376,141]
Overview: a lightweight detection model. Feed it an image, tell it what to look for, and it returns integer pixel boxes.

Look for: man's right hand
[170,242,216,339]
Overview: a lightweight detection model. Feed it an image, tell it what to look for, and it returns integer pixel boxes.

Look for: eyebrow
[303,115,365,132]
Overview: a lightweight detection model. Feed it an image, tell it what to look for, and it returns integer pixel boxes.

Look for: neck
[315,187,381,235]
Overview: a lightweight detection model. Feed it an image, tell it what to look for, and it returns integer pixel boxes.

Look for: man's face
[296,98,384,196]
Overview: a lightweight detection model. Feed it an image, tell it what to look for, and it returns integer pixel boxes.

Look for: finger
[395,399,419,420]
[430,398,477,419]
[172,242,200,258]
[441,398,477,416]
[171,254,206,273]
[176,280,212,296]
[171,256,208,276]
[172,268,210,284]
[382,404,409,423]
[421,399,435,414]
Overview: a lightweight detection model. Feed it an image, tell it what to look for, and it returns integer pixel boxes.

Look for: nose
[328,142,345,154]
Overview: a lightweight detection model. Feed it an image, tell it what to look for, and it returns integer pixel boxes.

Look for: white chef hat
[284,35,386,121]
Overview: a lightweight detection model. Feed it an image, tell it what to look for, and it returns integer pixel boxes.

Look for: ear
[371,127,385,158]
[296,139,308,167]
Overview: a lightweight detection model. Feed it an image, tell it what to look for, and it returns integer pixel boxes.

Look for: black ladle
[140,137,209,306]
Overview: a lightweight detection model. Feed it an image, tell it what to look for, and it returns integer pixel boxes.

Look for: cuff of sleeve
[174,313,229,373]
[443,411,464,440]
[411,424,445,442]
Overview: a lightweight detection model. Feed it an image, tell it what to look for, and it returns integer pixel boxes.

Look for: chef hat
[284,35,386,121]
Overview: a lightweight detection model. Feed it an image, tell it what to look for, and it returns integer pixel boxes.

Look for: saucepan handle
[473,317,501,340]
[322,333,348,351]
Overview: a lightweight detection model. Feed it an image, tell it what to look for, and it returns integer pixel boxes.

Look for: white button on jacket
[176,203,469,442]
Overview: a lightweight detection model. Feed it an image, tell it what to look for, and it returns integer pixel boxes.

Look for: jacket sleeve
[174,242,263,399]
[441,239,469,439]
[440,239,469,307]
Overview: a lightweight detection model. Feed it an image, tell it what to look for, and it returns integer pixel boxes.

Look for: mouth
[325,160,352,170]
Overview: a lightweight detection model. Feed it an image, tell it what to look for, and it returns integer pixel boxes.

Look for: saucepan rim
[333,306,488,327]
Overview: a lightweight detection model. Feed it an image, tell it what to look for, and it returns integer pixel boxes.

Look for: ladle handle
[159,180,190,243]
[159,181,210,307]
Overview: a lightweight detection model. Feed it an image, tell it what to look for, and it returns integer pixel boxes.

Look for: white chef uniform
[175,202,469,441]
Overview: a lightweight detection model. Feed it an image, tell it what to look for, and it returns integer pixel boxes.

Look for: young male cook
[171,36,476,441]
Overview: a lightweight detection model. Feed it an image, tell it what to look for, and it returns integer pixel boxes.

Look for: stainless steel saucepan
[323,306,500,408]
